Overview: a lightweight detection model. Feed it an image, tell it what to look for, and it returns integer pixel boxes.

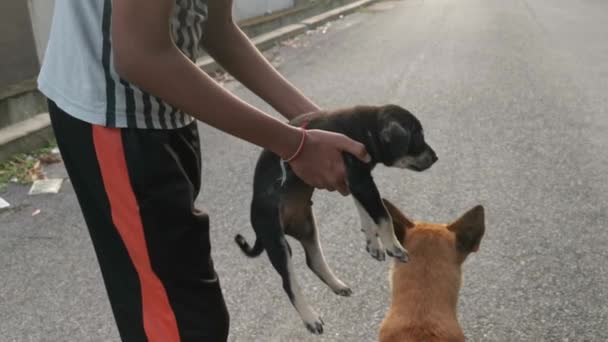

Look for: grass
[0,140,58,191]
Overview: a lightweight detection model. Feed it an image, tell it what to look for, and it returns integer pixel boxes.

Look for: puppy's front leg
[345,156,409,263]
[354,198,385,261]
[351,183,409,263]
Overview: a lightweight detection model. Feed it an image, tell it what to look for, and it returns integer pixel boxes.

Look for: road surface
[1,0,607,340]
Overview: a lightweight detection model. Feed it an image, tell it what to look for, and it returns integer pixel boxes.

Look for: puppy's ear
[382,198,415,242]
[380,121,410,146]
[448,205,485,254]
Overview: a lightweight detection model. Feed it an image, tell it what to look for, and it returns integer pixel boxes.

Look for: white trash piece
[29,179,63,195]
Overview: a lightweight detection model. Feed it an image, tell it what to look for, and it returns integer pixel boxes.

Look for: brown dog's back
[379,200,485,342]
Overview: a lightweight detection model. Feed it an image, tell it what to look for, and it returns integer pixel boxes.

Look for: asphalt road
[2,0,607,341]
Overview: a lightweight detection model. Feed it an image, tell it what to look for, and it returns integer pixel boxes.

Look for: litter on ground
[29,179,63,195]
[0,196,9,210]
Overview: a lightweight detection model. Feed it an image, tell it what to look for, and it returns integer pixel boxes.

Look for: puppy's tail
[234,234,264,257]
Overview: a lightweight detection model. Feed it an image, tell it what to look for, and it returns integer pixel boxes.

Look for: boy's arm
[203,0,320,120]
[111,0,370,194]
[112,0,299,159]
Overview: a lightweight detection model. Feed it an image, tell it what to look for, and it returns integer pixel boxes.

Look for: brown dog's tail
[234,234,264,257]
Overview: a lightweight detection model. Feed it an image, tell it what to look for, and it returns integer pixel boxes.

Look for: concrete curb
[0,113,53,162]
[195,22,310,73]
[1,90,48,129]
[0,79,38,101]
[0,0,377,163]
[196,0,377,73]
[301,0,374,26]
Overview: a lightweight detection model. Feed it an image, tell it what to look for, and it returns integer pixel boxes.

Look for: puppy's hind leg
[258,209,324,334]
[299,210,352,297]
[266,235,324,334]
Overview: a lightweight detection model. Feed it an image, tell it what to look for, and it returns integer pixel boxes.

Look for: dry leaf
[39,152,62,164]
[27,161,45,182]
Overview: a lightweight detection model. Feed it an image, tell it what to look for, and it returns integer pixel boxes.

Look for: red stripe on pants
[93,126,180,342]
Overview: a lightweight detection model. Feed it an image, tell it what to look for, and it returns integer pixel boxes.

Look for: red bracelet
[284,128,307,163]
[283,121,309,163]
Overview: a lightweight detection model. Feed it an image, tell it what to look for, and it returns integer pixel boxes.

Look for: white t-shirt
[38,0,208,129]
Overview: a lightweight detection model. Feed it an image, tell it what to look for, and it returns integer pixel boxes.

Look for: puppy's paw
[366,240,385,261]
[305,318,324,335]
[368,247,386,261]
[333,286,352,297]
[386,246,409,263]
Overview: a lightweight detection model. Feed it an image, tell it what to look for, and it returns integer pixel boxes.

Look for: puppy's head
[377,105,438,171]
[382,199,485,264]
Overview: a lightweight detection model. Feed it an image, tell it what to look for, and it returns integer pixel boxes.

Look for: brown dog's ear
[382,198,415,242]
[448,205,485,254]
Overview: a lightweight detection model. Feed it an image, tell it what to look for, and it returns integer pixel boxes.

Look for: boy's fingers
[337,179,350,196]
[331,177,345,194]
[338,136,371,163]
[333,164,349,195]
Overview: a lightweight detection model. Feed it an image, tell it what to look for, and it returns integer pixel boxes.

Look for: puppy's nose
[425,148,438,164]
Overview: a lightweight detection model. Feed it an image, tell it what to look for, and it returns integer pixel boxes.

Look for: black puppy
[235,105,437,334]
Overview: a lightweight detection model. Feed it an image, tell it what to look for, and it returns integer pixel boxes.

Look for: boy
[38,0,370,341]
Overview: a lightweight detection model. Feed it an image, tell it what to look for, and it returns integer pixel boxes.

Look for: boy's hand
[288,130,371,195]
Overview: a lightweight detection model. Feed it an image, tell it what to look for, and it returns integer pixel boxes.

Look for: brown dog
[379,199,485,342]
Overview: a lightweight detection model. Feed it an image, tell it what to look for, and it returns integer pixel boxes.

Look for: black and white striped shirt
[38,0,208,129]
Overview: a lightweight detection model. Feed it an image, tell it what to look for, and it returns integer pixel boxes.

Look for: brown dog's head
[382,199,485,264]
[380,199,483,342]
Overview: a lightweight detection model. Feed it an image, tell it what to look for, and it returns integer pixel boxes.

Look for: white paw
[366,238,385,261]
[333,285,353,297]
[386,245,409,263]
[304,317,324,335]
